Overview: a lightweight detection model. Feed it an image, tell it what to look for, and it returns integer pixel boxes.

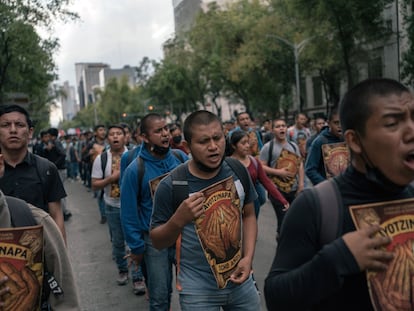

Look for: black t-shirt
[0,152,66,212]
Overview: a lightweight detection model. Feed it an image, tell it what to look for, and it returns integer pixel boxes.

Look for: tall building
[60,81,78,121]
[98,66,137,89]
[173,0,235,35]
[75,63,109,109]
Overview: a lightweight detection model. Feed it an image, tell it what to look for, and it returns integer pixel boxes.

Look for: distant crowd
[0,77,413,311]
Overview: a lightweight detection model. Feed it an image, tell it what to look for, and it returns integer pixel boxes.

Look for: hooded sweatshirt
[120,144,188,255]
[305,127,344,185]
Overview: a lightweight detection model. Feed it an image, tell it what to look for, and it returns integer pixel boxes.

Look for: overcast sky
[53,0,174,86]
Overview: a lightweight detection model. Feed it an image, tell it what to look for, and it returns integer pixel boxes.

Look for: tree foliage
[0,0,78,126]
[143,0,395,120]
[279,0,393,91]
[63,77,145,130]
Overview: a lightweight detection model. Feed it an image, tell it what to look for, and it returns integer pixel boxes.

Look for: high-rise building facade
[75,63,109,109]
[98,66,137,89]
[60,81,78,121]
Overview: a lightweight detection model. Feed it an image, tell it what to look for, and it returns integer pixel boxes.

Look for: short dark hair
[140,113,163,135]
[295,112,308,120]
[47,127,59,137]
[107,124,125,135]
[183,110,222,143]
[40,130,48,138]
[339,78,410,136]
[0,105,33,127]
[94,124,106,132]
[236,111,251,122]
[272,118,287,127]
[119,122,131,132]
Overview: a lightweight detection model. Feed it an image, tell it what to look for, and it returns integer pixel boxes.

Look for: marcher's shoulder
[33,153,58,172]
[28,204,50,223]
[171,149,189,161]
[123,158,139,179]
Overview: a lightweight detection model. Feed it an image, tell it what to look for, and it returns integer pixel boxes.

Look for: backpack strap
[248,155,258,170]
[268,140,273,167]
[33,155,52,211]
[224,157,251,200]
[99,152,108,199]
[136,156,145,204]
[172,150,185,164]
[171,163,189,210]
[126,147,138,168]
[169,162,189,291]
[287,141,298,154]
[136,150,186,205]
[100,151,108,178]
[309,179,343,245]
[5,196,38,227]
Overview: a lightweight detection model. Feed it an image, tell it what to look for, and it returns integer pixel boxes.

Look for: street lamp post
[267,34,311,113]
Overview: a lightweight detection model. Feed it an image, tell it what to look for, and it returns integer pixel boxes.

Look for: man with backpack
[264,78,414,310]
[259,118,304,235]
[305,108,344,185]
[91,125,128,286]
[120,113,188,310]
[0,105,67,243]
[150,110,260,311]
[44,127,72,221]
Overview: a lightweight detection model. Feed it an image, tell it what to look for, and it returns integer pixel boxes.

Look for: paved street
[64,179,278,311]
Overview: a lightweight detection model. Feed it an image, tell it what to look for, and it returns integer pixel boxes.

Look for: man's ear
[344,129,362,154]
[182,140,189,151]
[141,133,149,144]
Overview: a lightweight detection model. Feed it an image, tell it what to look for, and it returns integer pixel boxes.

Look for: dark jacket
[305,127,343,185]
[264,166,414,311]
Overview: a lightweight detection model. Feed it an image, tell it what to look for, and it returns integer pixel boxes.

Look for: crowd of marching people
[1,77,414,310]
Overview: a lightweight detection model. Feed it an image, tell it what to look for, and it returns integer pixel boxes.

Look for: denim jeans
[143,232,175,311]
[105,204,128,273]
[269,190,295,234]
[179,275,260,311]
[97,193,106,218]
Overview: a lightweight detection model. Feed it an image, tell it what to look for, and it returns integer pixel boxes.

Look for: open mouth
[405,152,414,163]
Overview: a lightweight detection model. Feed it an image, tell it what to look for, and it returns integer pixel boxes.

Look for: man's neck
[110,147,124,156]
[188,159,220,180]
[296,124,304,130]
[275,137,286,144]
[2,149,28,167]
[95,137,105,144]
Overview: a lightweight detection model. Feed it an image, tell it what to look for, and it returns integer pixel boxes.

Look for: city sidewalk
[64,179,277,310]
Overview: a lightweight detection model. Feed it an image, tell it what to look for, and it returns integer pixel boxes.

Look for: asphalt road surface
[64,179,278,310]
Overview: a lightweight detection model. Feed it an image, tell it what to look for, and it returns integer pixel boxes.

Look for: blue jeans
[143,232,175,311]
[179,275,260,311]
[97,193,106,218]
[105,204,128,273]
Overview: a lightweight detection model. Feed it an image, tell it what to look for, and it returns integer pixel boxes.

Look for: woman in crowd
[228,130,289,218]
